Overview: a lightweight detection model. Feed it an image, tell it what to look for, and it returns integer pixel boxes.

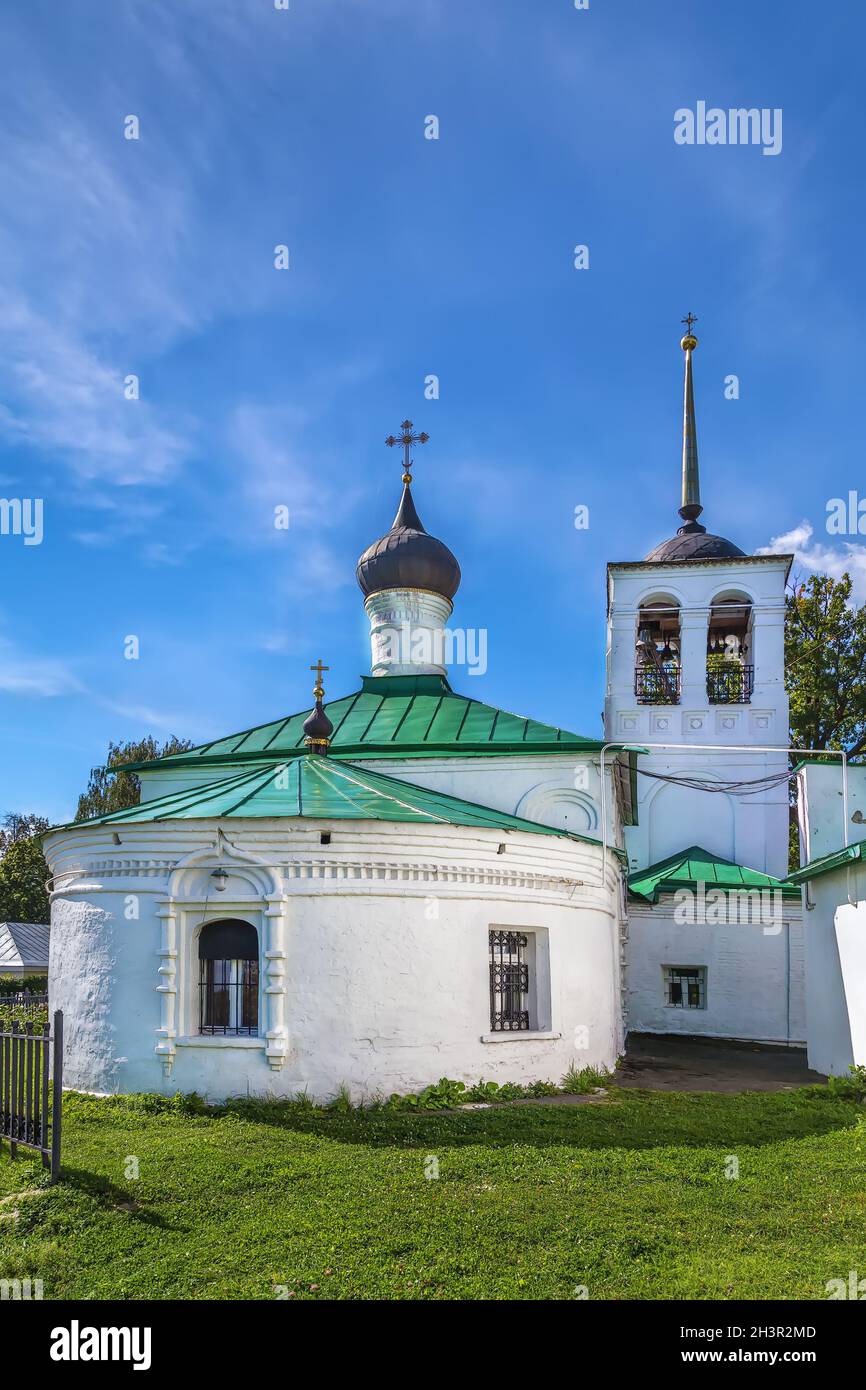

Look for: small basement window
[664,966,707,1010]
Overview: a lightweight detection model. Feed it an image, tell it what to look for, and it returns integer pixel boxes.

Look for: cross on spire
[678,316,702,524]
[386,419,429,483]
[310,659,329,698]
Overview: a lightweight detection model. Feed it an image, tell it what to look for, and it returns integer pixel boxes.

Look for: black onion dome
[303,701,334,743]
[356,485,461,600]
[645,521,746,562]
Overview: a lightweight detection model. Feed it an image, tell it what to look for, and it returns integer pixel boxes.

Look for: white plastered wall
[798,763,866,1075]
[627,898,805,1043]
[44,817,625,1102]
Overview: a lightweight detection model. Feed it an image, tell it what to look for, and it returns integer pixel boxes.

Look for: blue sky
[1,0,864,822]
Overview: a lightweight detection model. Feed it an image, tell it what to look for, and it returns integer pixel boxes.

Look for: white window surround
[155,841,289,1077]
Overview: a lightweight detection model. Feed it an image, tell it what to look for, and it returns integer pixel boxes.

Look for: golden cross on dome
[310,659,329,698]
[386,419,429,483]
[681,311,698,335]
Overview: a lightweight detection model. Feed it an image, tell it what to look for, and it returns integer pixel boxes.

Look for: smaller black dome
[303,700,333,746]
[645,522,746,563]
[356,485,461,600]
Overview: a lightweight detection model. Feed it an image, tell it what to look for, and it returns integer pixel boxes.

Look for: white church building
[44,327,809,1102]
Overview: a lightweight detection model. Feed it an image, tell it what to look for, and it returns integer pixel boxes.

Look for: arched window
[707,593,753,703]
[198,919,259,1036]
[635,598,681,704]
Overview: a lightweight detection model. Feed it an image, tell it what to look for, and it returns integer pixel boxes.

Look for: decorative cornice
[608,554,794,573]
[61,854,597,898]
[89,857,179,878]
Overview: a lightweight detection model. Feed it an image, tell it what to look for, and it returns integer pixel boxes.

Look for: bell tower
[605,321,793,878]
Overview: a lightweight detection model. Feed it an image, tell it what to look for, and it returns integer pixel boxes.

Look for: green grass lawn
[0,1086,864,1300]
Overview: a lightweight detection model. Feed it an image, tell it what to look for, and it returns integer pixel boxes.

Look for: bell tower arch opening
[635,596,681,705]
[707,591,754,704]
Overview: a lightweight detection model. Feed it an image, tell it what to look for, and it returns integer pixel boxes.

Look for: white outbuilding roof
[0,922,50,973]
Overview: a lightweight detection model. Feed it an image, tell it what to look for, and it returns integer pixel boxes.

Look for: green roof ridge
[116,683,618,773]
[56,755,606,846]
[785,839,865,885]
[629,844,800,902]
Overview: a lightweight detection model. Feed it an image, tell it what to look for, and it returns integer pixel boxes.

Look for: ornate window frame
[154,838,288,1077]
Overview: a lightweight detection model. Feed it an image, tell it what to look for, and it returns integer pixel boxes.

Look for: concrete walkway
[616,1032,827,1093]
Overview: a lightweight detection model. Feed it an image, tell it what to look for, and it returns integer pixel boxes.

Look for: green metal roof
[789,755,855,775]
[121,675,618,772]
[785,840,865,885]
[629,845,801,902]
[62,755,600,843]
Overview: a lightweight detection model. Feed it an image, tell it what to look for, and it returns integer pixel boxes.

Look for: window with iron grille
[489,930,530,1031]
[198,919,259,1036]
[664,965,707,1010]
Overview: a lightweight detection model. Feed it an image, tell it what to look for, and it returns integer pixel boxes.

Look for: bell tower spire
[678,313,704,529]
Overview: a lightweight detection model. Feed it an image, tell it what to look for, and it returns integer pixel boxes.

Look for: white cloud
[0,291,192,485]
[0,78,204,485]
[0,639,82,698]
[224,398,369,547]
[100,700,193,734]
[759,521,866,603]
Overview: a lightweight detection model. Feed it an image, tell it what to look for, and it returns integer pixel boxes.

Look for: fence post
[9,1021,19,1158]
[41,1021,50,1170]
[50,1010,63,1182]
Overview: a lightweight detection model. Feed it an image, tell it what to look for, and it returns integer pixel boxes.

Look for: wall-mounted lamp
[211,867,229,892]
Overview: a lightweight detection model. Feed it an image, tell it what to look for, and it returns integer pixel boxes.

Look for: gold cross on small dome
[385,419,429,483]
[310,659,329,698]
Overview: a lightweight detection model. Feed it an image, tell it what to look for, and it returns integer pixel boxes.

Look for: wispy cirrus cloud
[0,291,192,485]
[0,73,203,485]
[0,637,83,698]
[100,700,201,736]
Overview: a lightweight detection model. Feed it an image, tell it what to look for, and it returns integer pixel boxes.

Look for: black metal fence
[707,663,754,704]
[635,663,682,705]
[0,1010,62,1180]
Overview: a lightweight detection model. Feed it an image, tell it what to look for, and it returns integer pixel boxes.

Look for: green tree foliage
[785,572,866,868]
[0,813,50,851]
[0,813,50,924]
[786,572,866,755]
[74,736,195,822]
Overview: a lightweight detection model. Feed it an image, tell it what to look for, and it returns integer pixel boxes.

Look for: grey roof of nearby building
[0,921,50,971]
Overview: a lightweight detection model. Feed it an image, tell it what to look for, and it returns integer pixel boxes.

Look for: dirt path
[615,1033,827,1093]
